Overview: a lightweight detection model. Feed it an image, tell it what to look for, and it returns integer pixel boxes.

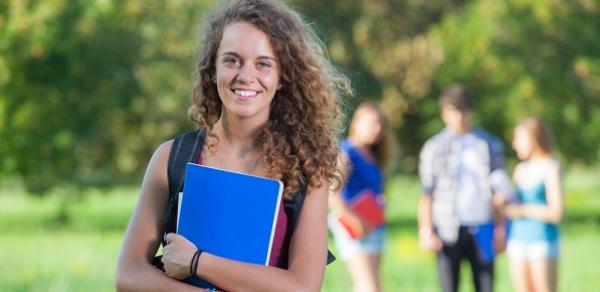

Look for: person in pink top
[115,0,351,291]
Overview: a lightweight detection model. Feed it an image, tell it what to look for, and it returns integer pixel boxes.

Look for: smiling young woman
[214,21,280,121]
[115,1,352,291]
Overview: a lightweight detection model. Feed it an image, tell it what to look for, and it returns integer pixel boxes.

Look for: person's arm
[508,162,563,224]
[417,141,442,251]
[491,193,507,253]
[487,136,512,252]
[329,190,371,237]
[115,141,198,291]
[505,163,523,220]
[163,181,330,292]
[490,167,510,253]
[328,152,370,237]
[418,195,442,251]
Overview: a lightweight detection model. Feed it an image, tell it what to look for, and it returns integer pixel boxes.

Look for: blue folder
[177,163,284,288]
[471,222,495,263]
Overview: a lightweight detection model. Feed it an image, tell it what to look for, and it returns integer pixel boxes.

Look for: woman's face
[214,22,281,120]
[352,109,383,146]
[512,125,533,160]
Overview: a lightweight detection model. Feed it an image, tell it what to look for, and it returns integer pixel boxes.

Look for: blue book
[177,163,284,288]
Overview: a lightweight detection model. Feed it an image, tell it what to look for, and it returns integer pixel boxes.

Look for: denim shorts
[507,239,560,260]
[328,214,385,260]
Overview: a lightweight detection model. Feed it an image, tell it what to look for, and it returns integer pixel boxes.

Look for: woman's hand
[339,209,371,239]
[505,204,523,219]
[162,233,198,280]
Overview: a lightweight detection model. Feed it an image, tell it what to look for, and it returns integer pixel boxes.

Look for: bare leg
[347,252,380,292]
[509,258,533,292]
[368,253,382,292]
[530,259,557,292]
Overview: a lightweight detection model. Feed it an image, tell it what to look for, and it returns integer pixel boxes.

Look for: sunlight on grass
[0,169,599,291]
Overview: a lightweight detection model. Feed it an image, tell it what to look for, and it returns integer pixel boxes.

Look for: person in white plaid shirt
[417,84,513,292]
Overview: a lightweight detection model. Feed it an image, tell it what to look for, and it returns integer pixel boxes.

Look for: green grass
[1,169,599,291]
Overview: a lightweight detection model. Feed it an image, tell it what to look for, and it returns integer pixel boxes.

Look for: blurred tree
[295,0,469,172]
[299,0,600,170]
[1,0,599,193]
[0,0,210,192]
[427,0,600,165]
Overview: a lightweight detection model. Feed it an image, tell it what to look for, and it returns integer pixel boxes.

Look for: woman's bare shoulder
[154,139,174,162]
[140,139,175,196]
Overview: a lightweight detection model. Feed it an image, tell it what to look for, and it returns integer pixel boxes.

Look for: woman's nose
[235,65,255,84]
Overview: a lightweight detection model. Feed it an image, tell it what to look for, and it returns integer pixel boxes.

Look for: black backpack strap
[163,129,205,242]
[281,189,336,268]
[153,129,205,270]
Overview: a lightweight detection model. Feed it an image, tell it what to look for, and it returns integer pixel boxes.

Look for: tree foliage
[1,0,210,192]
[428,0,600,166]
[1,0,599,193]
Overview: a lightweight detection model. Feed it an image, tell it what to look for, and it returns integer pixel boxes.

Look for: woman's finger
[165,233,177,244]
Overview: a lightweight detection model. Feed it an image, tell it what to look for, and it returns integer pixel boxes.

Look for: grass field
[1,168,599,291]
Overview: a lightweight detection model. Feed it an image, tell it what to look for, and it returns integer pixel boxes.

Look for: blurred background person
[507,117,563,292]
[329,101,394,292]
[418,84,513,292]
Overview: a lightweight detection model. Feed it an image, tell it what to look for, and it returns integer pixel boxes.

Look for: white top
[514,157,559,189]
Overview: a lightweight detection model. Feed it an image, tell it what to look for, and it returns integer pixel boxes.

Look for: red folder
[338,189,384,239]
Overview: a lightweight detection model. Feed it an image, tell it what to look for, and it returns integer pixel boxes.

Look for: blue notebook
[177,163,284,288]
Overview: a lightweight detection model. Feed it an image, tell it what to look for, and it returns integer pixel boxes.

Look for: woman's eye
[257,61,272,68]
[223,57,240,65]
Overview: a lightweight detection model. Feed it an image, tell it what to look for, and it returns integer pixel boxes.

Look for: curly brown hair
[187,0,352,199]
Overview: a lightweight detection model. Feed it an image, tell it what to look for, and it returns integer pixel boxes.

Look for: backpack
[153,129,335,269]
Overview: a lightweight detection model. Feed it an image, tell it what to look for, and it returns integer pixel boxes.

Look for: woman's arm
[507,162,564,224]
[329,190,371,237]
[115,141,198,291]
[163,182,330,292]
[328,152,370,236]
[506,163,523,219]
[520,163,564,223]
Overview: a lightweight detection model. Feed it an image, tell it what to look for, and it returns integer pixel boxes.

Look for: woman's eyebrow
[221,51,240,57]
[221,51,276,62]
[257,56,277,62]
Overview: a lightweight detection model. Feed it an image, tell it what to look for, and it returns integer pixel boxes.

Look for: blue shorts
[328,214,385,260]
[507,239,560,260]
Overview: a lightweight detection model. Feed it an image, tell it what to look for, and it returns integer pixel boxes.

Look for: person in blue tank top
[329,102,394,292]
[507,117,564,292]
